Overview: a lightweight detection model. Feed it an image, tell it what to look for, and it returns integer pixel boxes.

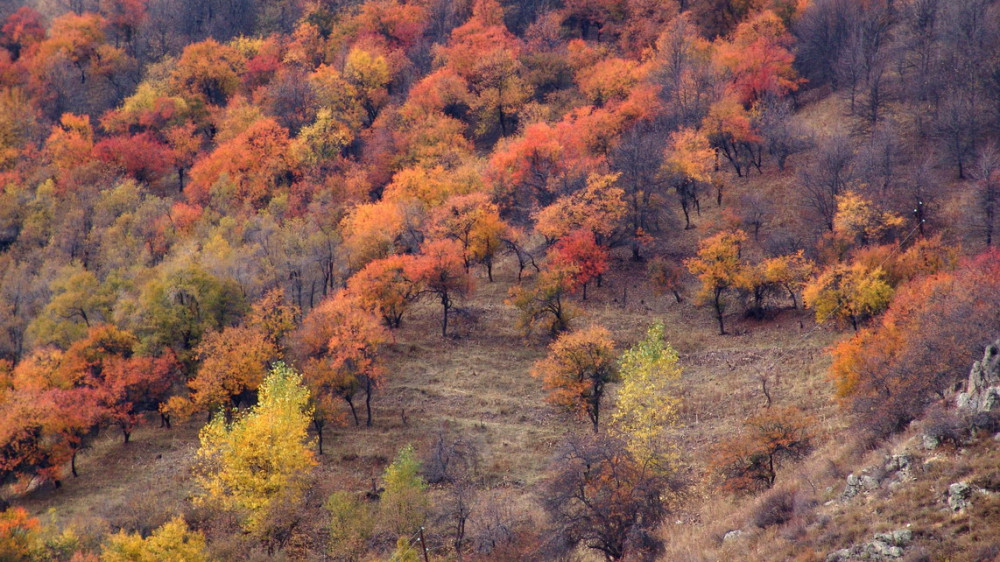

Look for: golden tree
[195,363,316,536]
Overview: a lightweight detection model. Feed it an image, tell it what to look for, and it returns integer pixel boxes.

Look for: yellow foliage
[100,517,207,562]
[610,322,681,471]
[195,363,316,535]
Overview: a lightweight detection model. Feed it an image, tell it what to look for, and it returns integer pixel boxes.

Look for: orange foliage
[713,10,802,106]
[347,254,422,328]
[532,325,618,432]
[186,117,296,209]
[407,238,474,337]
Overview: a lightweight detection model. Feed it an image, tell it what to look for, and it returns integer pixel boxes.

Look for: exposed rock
[922,434,939,450]
[948,482,972,512]
[722,529,743,543]
[825,529,912,561]
[842,456,916,501]
[957,341,1000,413]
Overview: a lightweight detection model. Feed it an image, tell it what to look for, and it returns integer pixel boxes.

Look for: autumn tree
[101,517,208,562]
[170,39,245,108]
[533,325,618,433]
[547,229,609,300]
[803,261,893,330]
[0,507,40,561]
[535,173,627,244]
[703,94,763,178]
[507,262,579,337]
[408,239,474,338]
[685,230,749,335]
[710,406,812,494]
[760,251,814,309]
[829,251,1000,435]
[610,322,681,471]
[185,325,278,416]
[541,434,668,560]
[647,256,684,303]
[429,193,509,281]
[713,10,802,107]
[662,127,714,228]
[296,291,389,435]
[195,363,316,536]
[347,254,423,329]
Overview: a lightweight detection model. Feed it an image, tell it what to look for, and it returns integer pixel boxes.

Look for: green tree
[380,444,428,536]
[195,363,316,536]
[609,322,681,471]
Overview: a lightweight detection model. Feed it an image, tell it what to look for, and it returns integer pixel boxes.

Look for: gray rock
[948,482,972,512]
[891,529,913,546]
[885,455,912,474]
[957,342,1000,413]
[922,434,940,450]
[867,539,903,558]
[861,475,879,491]
[826,548,853,562]
[722,529,743,542]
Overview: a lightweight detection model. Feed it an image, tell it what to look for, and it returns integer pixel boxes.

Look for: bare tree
[799,133,855,231]
[539,434,672,561]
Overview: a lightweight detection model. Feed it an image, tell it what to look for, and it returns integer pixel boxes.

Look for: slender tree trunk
[714,288,726,335]
[313,418,325,455]
[441,293,449,338]
[345,395,359,426]
[365,378,373,427]
[71,450,79,478]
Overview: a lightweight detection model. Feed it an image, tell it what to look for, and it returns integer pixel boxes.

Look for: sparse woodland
[0,0,1000,559]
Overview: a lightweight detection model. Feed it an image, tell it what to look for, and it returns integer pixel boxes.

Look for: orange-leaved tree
[347,254,423,329]
[296,291,389,440]
[407,239,474,338]
[685,230,749,335]
[533,325,618,433]
[710,406,812,494]
[548,229,609,300]
[185,325,278,416]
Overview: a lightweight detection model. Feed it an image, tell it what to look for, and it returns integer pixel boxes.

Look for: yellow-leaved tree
[195,362,316,536]
[610,322,681,472]
[100,517,208,562]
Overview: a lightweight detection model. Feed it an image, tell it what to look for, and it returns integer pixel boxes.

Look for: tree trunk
[714,288,726,335]
[313,418,325,455]
[71,449,79,478]
[365,378,373,427]
[441,293,449,338]
[345,395,360,426]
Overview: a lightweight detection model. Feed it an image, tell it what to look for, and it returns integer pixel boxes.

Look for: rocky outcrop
[957,341,1000,413]
[825,529,913,561]
[841,455,914,500]
[947,482,972,512]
